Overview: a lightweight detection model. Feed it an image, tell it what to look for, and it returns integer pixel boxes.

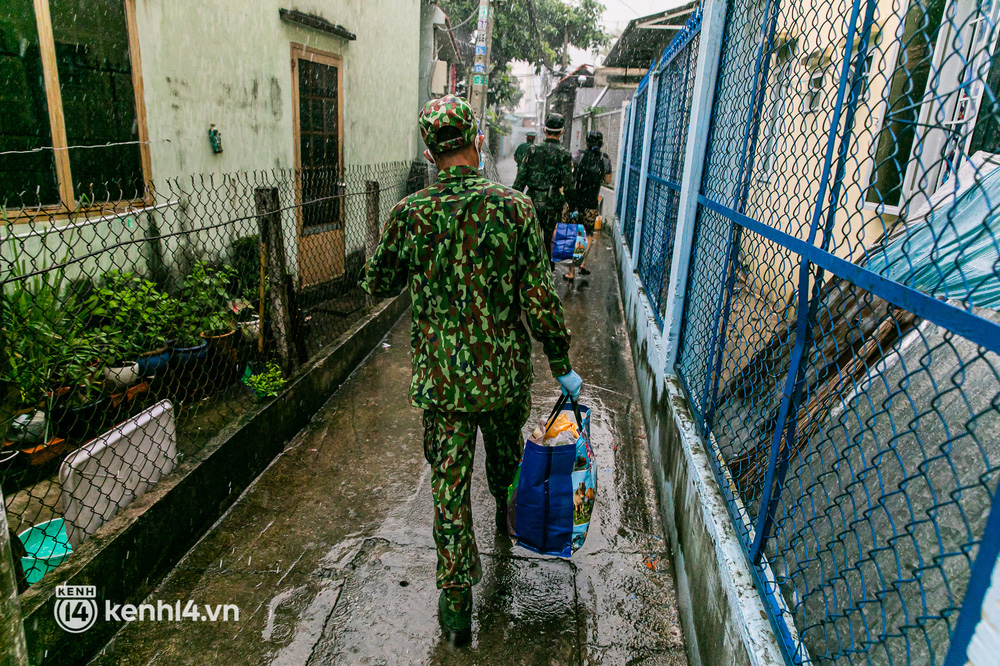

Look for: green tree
[440,0,608,108]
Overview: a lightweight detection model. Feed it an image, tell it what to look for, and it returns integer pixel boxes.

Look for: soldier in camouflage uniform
[360,95,582,646]
[513,129,536,166]
[513,113,575,267]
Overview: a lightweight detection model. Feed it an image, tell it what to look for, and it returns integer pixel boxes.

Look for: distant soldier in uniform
[360,95,582,647]
[565,130,612,280]
[514,113,575,268]
[513,129,536,166]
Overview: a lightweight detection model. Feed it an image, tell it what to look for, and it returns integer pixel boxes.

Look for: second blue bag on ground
[506,397,595,558]
[551,223,578,262]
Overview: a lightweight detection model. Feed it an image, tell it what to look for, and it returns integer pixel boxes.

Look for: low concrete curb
[611,226,784,666]
[19,293,410,666]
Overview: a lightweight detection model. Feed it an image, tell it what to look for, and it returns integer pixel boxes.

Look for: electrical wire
[0,139,158,157]
[437,5,479,32]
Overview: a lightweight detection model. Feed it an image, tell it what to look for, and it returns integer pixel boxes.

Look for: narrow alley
[90,159,687,665]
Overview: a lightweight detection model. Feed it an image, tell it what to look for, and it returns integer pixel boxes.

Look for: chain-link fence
[592,109,625,184]
[0,161,423,589]
[619,0,1000,662]
[622,85,648,249]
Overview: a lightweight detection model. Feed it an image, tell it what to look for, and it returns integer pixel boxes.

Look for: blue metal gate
[636,11,702,329]
[618,0,1000,661]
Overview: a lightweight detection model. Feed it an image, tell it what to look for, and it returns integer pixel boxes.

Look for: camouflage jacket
[513,138,575,213]
[513,141,533,166]
[360,165,572,412]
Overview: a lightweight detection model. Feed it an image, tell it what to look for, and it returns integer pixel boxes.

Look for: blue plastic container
[18,518,73,585]
[171,340,209,364]
[136,347,171,375]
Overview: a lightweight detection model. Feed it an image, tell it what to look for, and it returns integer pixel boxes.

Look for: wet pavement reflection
[91,159,687,665]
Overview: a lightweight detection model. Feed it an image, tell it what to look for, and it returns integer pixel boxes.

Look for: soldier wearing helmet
[513,113,575,269]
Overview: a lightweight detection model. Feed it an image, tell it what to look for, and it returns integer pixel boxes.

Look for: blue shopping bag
[506,395,595,558]
[551,223,578,262]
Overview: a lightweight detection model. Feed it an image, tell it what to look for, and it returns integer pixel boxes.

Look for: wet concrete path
[93,160,687,665]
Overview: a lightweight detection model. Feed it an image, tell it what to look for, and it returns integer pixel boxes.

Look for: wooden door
[291,45,345,286]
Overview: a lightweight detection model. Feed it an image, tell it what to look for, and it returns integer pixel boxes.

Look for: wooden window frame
[5,0,152,222]
[290,44,345,180]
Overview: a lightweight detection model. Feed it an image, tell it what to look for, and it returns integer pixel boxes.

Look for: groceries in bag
[507,395,595,557]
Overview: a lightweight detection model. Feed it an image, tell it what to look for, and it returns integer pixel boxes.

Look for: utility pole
[469,0,493,134]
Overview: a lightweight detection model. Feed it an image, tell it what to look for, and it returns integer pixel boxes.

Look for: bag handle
[544,394,584,433]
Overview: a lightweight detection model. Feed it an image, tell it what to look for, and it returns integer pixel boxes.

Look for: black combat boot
[438,587,472,646]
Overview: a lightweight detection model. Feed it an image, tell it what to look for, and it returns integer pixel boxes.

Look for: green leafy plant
[163,260,237,345]
[2,277,71,409]
[244,362,286,399]
[86,270,173,360]
[167,299,205,348]
[0,225,107,415]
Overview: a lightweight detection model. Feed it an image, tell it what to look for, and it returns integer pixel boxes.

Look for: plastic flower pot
[53,394,110,442]
[18,518,73,585]
[104,362,141,389]
[18,437,67,467]
[201,328,237,353]
[171,340,209,364]
[0,446,19,468]
[110,381,150,409]
[136,345,171,376]
[239,316,261,342]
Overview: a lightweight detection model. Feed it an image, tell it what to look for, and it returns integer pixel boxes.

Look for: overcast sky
[513,1,686,114]
[601,0,679,35]
[567,0,689,68]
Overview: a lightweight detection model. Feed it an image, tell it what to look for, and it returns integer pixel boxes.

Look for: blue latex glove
[557,370,582,400]
[569,211,579,220]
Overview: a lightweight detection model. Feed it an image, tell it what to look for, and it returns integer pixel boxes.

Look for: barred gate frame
[614,0,1000,662]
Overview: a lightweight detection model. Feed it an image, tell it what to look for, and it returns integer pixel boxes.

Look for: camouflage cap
[544,113,565,132]
[418,95,479,154]
[526,129,537,137]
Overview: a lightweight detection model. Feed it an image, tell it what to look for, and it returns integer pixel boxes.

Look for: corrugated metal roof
[602,1,699,69]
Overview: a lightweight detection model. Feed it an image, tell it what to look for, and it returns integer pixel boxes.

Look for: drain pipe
[0,492,28,666]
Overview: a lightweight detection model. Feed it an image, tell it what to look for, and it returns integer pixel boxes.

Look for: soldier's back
[521,140,573,212]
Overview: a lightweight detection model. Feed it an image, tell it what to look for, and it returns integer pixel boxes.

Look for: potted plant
[179,261,237,355]
[169,302,209,365]
[87,271,172,376]
[50,330,111,441]
[1,264,76,456]
[229,299,261,343]
[241,362,287,401]
[100,335,142,389]
[200,311,236,353]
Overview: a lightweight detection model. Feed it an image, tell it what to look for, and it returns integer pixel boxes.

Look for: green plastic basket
[18,518,73,585]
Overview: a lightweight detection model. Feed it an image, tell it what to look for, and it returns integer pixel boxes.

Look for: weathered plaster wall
[135,0,421,176]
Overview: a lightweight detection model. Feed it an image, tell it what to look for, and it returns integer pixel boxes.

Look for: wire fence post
[616,102,635,222]
[365,180,381,260]
[0,492,29,666]
[662,0,728,371]
[255,186,294,370]
[632,71,660,266]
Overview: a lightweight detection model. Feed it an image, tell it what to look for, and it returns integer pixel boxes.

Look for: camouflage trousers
[534,205,562,264]
[422,391,531,589]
